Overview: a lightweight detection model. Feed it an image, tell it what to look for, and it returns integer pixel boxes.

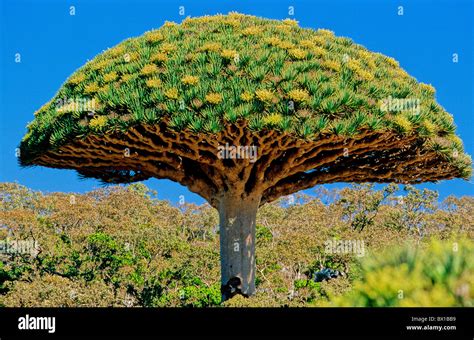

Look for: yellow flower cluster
[255,89,274,103]
[313,36,326,46]
[421,120,437,135]
[146,78,162,88]
[98,84,110,95]
[144,31,164,43]
[288,48,307,60]
[385,56,399,67]
[205,93,223,104]
[275,24,291,32]
[160,43,177,54]
[103,71,118,83]
[317,29,335,36]
[240,91,254,102]
[187,15,216,25]
[200,42,221,52]
[321,59,341,72]
[264,37,282,46]
[288,89,310,103]
[68,73,86,85]
[393,115,413,133]
[106,45,126,58]
[393,68,409,79]
[356,69,374,81]
[282,18,299,26]
[345,59,360,70]
[221,49,238,60]
[345,59,374,81]
[277,41,295,50]
[357,50,376,69]
[91,59,109,71]
[225,18,241,28]
[120,74,133,83]
[365,59,377,70]
[241,26,262,36]
[141,64,159,76]
[181,75,199,86]
[89,116,108,131]
[312,46,326,57]
[263,113,283,126]
[164,88,179,100]
[163,21,177,27]
[84,82,100,94]
[150,52,168,63]
[299,40,315,49]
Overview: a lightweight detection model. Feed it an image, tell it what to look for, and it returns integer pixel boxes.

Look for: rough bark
[31,122,461,209]
[218,192,260,301]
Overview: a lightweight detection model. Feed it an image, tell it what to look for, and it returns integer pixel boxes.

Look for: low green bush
[326,238,473,307]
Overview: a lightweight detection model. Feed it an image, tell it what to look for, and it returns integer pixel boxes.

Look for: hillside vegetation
[0,182,472,307]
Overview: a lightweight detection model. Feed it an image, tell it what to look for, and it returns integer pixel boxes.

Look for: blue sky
[0,0,473,205]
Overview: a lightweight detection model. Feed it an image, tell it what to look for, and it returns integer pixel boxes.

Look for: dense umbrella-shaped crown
[19,13,471,207]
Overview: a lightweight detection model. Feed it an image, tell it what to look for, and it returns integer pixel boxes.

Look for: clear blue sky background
[0,0,473,205]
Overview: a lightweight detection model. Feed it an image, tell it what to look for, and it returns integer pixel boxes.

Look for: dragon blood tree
[19,14,471,301]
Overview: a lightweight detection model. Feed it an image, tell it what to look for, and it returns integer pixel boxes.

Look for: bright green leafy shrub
[327,238,474,306]
[178,284,221,307]
[256,224,273,244]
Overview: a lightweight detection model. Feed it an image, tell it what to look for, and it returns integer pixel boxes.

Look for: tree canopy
[19,13,471,207]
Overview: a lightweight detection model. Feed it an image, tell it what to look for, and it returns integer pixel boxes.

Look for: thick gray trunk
[218,194,260,301]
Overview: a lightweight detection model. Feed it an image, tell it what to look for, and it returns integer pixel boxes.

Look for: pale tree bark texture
[218,193,260,300]
[27,119,464,301]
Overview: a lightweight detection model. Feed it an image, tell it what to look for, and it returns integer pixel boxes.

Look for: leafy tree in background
[18,14,471,300]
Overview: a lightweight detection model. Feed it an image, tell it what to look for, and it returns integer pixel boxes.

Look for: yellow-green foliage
[102,71,118,83]
[19,13,471,177]
[255,89,275,103]
[326,238,474,307]
[205,92,222,105]
[181,75,199,86]
[288,48,307,60]
[262,113,283,126]
[89,115,108,131]
[288,89,310,103]
[240,91,253,102]
[140,64,159,76]
[145,78,161,88]
[84,82,100,94]
[164,88,179,100]
[220,49,238,59]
